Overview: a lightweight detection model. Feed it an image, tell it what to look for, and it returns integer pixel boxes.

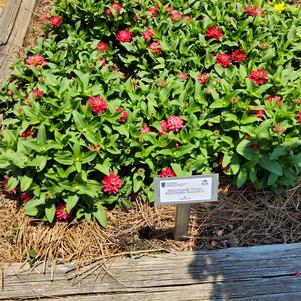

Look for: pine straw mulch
[1,177,301,269]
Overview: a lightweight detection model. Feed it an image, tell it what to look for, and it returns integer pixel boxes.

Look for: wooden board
[0,0,37,81]
[2,243,301,300]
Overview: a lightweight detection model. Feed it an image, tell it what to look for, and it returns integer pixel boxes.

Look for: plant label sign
[154,174,219,205]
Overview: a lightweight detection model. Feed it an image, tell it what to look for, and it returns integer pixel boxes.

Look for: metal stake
[174,203,192,240]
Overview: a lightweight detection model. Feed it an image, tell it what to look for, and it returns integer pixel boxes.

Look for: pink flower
[116,107,128,123]
[149,41,161,55]
[148,7,158,18]
[20,193,32,204]
[87,96,107,115]
[298,112,301,124]
[198,72,210,84]
[160,167,176,178]
[99,57,107,67]
[56,203,71,220]
[33,89,44,97]
[159,120,168,135]
[165,6,174,13]
[171,12,183,22]
[143,28,155,41]
[205,26,223,40]
[185,15,193,22]
[26,54,46,67]
[216,53,232,68]
[244,6,263,17]
[250,104,265,119]
[141,126,152,133]
[106,2,122,16]
[231,50,247,63]
[97,42,109,52]
[167,116,184,132]
[177,73,189,80]
[1,177,18,195]
[267,95,282,106]
[22,127,36,139]
[102,172,122,194]
[247,69,268,86]
[116,30,132,43]
[49,16,62,28]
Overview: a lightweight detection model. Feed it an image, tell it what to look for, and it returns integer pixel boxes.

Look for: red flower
[26,55,46,67]
[148,7,158,18]
[205,26,223,40]
[218,156,230,171]
[116,107,128,123]
[33,89,44,97]
[106,2,122,16]
[87,96,107,115]
[267,95,282,106]
[159,120,168,135]
[247,69,268,86]
[149,41,161,55]
[250,104,265,119]
[171,12,183,22]
[216,53,232,68]
[99,57,107,67]
[56,203,71,220]
[244,6,263,17]
[185,15,193,22]
[167,116,184,132]
[20,193,32,204]
[49,16,62,28]
[198,72,210,84]
[177,73,189,80]
[22,127,36,139]
[97,42,109,52]
[1,177,18,194]
[231,50,247,63]
[160,167,176,178]
[165,6,174,13]
[102,172,122,194]
[116,30,132,43]
[143,28,155,41]
[141,126,152,133]
[250,143,258,149]
[298,112,301,124]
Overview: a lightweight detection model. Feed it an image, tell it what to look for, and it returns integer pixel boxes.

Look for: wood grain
[2,243,301,300]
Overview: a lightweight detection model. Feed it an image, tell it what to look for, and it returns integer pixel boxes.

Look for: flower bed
[0,0,300,226]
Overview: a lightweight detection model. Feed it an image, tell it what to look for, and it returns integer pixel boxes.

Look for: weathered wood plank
[1,243,301,300]
[0,0,37,81]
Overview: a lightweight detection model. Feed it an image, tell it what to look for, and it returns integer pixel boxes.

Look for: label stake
[174,203,192,240]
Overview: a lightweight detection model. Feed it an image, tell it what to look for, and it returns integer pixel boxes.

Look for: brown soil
[1,177,300,268]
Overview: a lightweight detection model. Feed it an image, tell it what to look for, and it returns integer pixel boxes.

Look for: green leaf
[93,205,107,228]
[37,124,47,145]
[259,156,283,176]
[270,146,287,160]
[236,169,248,188]
[236,140,257,160]
[170,163,184,176]
[7,176,19,192]
[66,195,79,213]
[45,202,56,223]
[72,110,86,130]
[95,163,111,175]
[20,175,33,192]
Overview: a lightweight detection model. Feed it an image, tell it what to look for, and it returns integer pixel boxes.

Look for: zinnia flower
[56,203,71,220]
[267,95,282,106]
[116,30,132,43]
[177,73,189,80]
[97,42,109,52]
[198,72,210,84]
[205,26,223,40]
[247,69,268,86]
[26,54,46,67]
[141,126,152,133]
[20,193,32,204]
[160,167,176,178]
[106,2,122,15]
[143,28,155,41]
[116,107,128,123]
[102,172,122,194]
[159,120,168,135]
[87,96,107,115]
[165,6,174,13]
[171,12,183,22]
[274,3,285,12]
[218,156,230,171]
[167,116,184,132]
[231,50,247,63]
[1,177,18,194]
[298,112,301,124]
[33,89,43,97]
[244,6,263,16]
[49,16,62,28]
[149,41,161,55]
[148,6,158,18]
[185,15,193,22]
[250,104,265,119]
[216,54,232,68]
[22,127,36,139]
